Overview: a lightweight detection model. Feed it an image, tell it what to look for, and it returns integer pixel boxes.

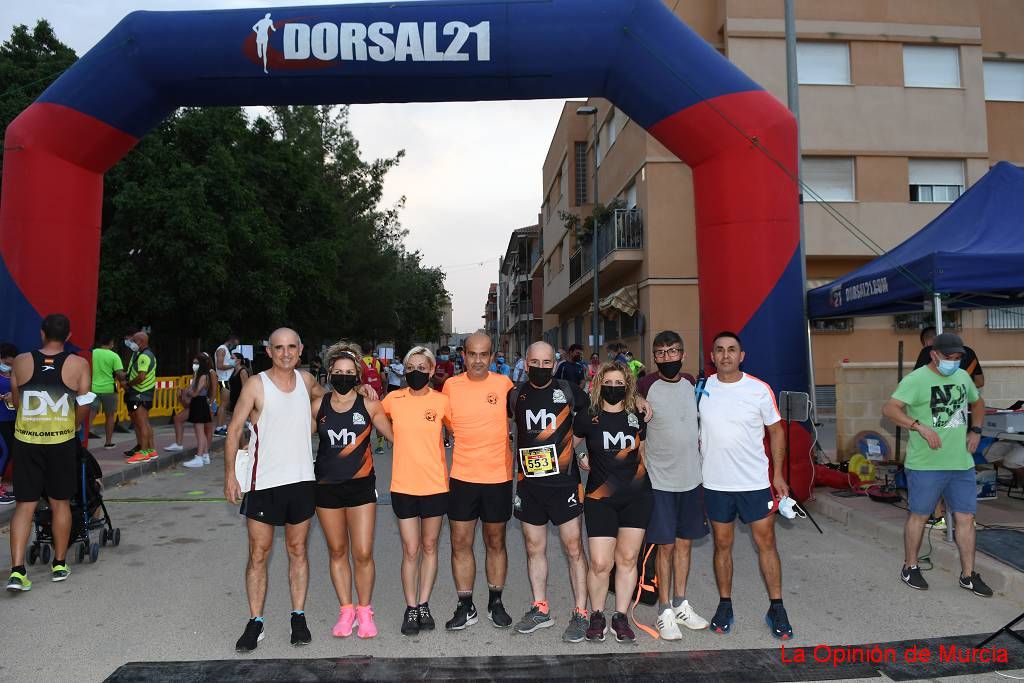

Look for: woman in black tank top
[310,345,393,639]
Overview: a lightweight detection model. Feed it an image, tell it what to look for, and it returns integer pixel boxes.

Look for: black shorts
[646,486,710,544]
[186,396,212,424]
[584,492,654,538]
[514,481,583,527]
[12,439,78,502]
[240,481,316,526]
[448,478,513,523]
[316,476,377,509]
[126,394,153,412]
[391,491,448,519]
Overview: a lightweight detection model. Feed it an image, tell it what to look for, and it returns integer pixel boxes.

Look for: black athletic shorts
[240,481,316,526]
[447,478,513,523]
[391,491,448,519]
[513,481,583,527]
[584,491,654,538]
[125,393,153,412]
[315,475,377,509]
[13,438,78,502]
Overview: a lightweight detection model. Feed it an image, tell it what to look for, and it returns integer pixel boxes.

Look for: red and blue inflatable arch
[0,0,812,497]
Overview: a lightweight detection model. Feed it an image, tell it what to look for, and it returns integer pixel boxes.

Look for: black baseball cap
[932,332,965,355]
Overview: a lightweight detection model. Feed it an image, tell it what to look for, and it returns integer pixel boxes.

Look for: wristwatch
[969,426,982,435]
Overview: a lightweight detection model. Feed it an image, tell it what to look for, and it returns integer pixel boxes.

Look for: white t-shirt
[700,373,781,492]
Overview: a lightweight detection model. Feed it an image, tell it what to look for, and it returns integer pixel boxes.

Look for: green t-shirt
[891,365,979,471]
[127,348,157,394]
[91,347,124,394]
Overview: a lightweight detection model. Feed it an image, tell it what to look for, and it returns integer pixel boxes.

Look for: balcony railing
[568,208,643,285]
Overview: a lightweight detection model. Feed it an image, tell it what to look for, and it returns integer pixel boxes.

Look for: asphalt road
[1,443,1022,682]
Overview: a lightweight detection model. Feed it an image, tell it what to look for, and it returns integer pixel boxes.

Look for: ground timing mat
[105,631,1024,681]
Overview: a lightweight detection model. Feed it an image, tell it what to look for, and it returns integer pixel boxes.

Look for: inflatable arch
[0,0,812,497]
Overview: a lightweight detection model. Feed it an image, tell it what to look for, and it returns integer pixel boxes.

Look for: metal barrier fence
[90,375,222,425]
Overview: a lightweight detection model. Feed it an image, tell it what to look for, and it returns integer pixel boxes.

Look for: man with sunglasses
[637,331,709,640]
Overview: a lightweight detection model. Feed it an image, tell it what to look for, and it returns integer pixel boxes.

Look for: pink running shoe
[332,605,356,637]
[356,605,378,639]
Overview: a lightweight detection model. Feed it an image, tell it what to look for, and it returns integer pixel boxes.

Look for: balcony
[569,208,643,286]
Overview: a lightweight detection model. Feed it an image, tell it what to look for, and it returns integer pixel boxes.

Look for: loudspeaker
[778,391,810,422]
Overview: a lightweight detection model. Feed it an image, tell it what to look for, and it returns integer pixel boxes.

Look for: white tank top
[245,370,314,491]
[215,344,233,382]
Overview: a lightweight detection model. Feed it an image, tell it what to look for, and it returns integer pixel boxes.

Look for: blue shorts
[704,488,773,525]
[645,486,709,544]
[905,468,977,516]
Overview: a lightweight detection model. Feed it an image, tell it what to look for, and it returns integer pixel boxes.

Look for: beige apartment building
[535,0,1024,401]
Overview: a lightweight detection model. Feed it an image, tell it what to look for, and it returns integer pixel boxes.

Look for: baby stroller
[27,442,121,565]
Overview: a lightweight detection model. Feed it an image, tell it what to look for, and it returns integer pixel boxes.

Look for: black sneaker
[445,601,479,630]
[401,606,421,636]
[123,445,141,458]
[235,618,265,652]
[901,564,929,590]
[418,603,435,630]
[290,612,311,646]
[488,600,513,628]
[610,612,636,643]
[765,604,793,640]
[959,572,993,597]
[710,602,734,634]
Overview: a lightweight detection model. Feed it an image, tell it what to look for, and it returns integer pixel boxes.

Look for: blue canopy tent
[808,161,1024,326]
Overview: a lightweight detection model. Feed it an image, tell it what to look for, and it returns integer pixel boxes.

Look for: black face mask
[528,366,552,386]
[657,360,682,379]
[600,385,627,405]
[329,374,359,395]
[406,369,430,390]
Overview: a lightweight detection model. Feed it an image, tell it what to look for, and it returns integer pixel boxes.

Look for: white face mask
[192,363,200,373]
[125,339,139,352]
[0,363,11,373]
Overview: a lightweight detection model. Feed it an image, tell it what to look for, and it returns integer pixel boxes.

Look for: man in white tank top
[224,327,326,652]
[213,333,239,435]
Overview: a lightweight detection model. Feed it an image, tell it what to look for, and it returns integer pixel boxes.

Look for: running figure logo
[252,13,276,74]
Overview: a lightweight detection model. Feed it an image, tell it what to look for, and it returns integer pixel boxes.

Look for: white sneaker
[674,600,709,630]
[165,443,184,452]
[201,453,211,465]
[182,455,205,468]
[656,608,683,640]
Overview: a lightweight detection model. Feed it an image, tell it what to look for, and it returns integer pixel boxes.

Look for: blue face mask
[937,358,960,376]
[0,363,10,373]
[438,355,449,361]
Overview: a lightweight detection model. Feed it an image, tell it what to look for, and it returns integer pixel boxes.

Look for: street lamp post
[577,105,600,358]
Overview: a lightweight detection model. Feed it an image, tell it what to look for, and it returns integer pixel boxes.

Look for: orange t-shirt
[381,388,451,495]
[442,372,514,484]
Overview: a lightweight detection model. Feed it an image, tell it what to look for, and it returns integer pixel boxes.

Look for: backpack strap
[630,543,661,640]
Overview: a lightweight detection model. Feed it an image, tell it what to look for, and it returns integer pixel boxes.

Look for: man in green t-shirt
[124,331,158,463]
[90,336,126,449]
[882,332,990,598]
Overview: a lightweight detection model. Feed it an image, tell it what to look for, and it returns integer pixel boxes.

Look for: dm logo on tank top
[21,391,71,417]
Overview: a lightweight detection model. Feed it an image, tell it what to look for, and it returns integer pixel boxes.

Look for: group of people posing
[222,327,795,653]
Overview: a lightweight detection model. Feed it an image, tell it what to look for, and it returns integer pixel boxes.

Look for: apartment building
[536,0,1024,395]
[498,224,543,359]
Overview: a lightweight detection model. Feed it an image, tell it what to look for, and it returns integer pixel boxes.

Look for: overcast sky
[0,0,567,333]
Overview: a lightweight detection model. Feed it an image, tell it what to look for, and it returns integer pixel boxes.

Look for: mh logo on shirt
[20,391,71,417]
[327,428,356,447]
[526,409,556,431]
[603,432,635,450]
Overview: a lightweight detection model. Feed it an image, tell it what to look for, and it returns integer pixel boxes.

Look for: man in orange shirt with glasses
[441,332,516,630]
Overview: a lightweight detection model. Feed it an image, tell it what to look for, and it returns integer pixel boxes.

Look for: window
[559,158,568,199]
[574,141,588,205]
[624,181,638,208]
[619,311,637,337]
[802,157,855,202]
[987,306,1024,330]
[894,311,960,330]
[608,108,619,147]
[903,45,960,88]
[984,61,1024,102]
[811,318,854,332]
[561,321,569,348]
[909,159,963,203]
[796,42,850,85]
[574,316,583,345]
[603,315,619,342]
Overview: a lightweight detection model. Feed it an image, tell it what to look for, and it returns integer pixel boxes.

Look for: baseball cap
[932,332,965,355]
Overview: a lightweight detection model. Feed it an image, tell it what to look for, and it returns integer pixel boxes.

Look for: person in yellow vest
[6,314,92,592]
[124,331,158,464]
